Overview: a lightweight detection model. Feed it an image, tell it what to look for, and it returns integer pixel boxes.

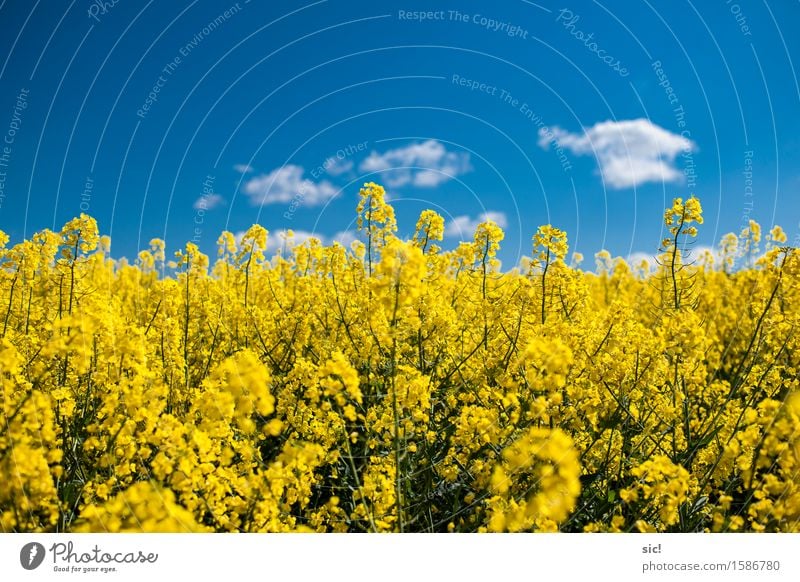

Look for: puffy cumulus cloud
[359,140,471,188]
[193,193,225,211]
[445,211,508,238]
[241,165,338,206]
[539,119,696,189]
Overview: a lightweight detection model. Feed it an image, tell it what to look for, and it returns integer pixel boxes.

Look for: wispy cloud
[234,164,255,174]
[539,119,696,189]
[193,193,225,210]
[359,140,471,188]
[241,165,338,206]
[445,211,508,238]
[325,158,353,176]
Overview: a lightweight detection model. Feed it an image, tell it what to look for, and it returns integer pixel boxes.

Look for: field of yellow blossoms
[1,183,799,533]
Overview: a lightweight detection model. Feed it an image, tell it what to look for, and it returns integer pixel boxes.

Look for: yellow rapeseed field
[1,183,798,533]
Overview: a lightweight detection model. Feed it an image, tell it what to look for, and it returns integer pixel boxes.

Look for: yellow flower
[0,191,797,533]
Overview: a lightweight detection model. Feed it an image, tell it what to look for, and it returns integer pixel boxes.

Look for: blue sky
[0,0,798,266]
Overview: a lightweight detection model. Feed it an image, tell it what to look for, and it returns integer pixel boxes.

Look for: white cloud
[242,165,338,206]
[539,119,696,189]
[686,244,720,266]
[266,229,323,252]
[445,211,508,238]
[232,229,324,252]
[331,230,358,247]
[193,193,225,211]
[626,251,658,272]
[626,244,718,272]
[234,164,254,173]
[359,140,471,188]
[231,229,366,253]
[324,158,353,176]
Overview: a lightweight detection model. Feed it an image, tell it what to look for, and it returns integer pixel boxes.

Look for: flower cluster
[1,185,798,533]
